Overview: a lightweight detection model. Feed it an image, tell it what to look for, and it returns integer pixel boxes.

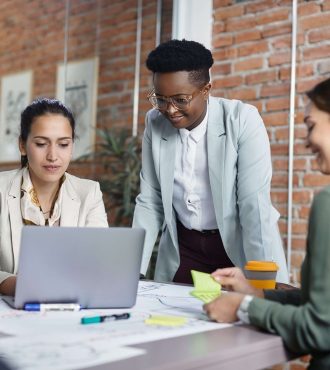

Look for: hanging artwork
[0,70,33,162]
[56,58,98,159]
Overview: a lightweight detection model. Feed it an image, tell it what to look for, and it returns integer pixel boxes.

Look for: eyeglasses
[147,88,204,111]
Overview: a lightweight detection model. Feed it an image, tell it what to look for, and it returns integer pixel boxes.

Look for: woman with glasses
[133,39,288,284]
[204,78,330,370]
[0,98,108,296]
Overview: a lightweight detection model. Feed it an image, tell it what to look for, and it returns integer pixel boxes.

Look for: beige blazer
[133,96,289,283]
[0,169,108,283]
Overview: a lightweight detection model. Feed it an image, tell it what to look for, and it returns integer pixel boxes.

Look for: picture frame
[0,70,33,162]
[56,57,99,159]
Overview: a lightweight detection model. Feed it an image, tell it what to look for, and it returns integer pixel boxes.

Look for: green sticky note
[190,270,221,303]
[145,315,188,327]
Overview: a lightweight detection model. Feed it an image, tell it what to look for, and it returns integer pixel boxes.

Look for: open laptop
[3,226,145,309]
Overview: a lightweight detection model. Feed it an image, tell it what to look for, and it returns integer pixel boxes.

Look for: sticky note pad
[190,270,221,303]
[145,315,188,327]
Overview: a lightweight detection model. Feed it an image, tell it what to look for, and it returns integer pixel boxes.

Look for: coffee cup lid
[244,260,278,271]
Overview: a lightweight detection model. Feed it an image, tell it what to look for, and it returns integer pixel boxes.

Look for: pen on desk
[24,303,81,312]
[81,313,130,325]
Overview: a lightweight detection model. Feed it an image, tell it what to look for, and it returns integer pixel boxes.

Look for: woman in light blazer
[0,98,108,296]
[133,39,288,284]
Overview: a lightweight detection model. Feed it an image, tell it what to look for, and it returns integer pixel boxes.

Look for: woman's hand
[203,292,245,323]
[0,276,16,296]
[211,267,264,297]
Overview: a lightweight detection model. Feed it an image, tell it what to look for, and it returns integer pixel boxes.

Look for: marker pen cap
[244,261,278,289]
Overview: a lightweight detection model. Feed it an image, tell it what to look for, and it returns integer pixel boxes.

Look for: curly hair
[146,39,214,86]
[307,77,330,114]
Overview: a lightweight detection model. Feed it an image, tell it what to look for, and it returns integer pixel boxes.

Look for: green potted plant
[80,127,141,226]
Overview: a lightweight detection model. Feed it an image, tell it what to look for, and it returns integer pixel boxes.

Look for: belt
[177,221,219,235]
[197,228,219,235]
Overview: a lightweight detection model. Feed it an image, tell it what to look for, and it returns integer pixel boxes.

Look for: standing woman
[0,98,108,296]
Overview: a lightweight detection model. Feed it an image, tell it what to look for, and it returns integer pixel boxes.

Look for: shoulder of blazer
[0,169,23,198]
[64,173,99,200]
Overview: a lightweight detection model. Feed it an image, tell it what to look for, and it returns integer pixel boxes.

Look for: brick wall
[212,0,330,289]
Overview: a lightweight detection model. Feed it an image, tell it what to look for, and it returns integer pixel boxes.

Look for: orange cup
[244,261,278,289]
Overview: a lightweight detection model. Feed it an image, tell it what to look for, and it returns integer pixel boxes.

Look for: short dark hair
[146,39,214,86]
[307,77,330,115]
[20,97,75,168]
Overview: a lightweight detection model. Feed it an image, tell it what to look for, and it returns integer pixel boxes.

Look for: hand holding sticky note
[190,270,221,303]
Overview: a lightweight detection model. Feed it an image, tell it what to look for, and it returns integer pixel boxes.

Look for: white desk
[0,281,294,370]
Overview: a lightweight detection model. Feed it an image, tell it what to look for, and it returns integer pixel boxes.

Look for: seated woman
[203,78,330,370]
[0,98,108,296]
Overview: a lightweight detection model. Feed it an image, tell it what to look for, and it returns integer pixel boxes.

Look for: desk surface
[91,324,291,370]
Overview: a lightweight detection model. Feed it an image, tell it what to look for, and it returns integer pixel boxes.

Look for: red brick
[238,40,269,57]
[304,174,330,187]
[271,190,288,203]
[226,88,257,100]
[255,9,290,25]
[303,45,330,61]
[298,2,321,16]
[213,34,233,48]
[246,70,277,85]
[261,83,290,97]
[246,100,263,111]
[261,22,291,38]
[266,97,290,112]
[269,51,291,66]
[271,143,289,155]
[308,26,330,43]
[213,22,226,34]
[234,57,264,72]
[213,47,237,61]
[226,16,257,32]
[297,77,325,94]
[293,190,312,204]
[214,5,244,21]
[263,112,289,127]
[299,13,330,31]
[291,237,307,250]
[245,0,275,14]
[271,173,299,188]
[212,75,244,89]
[212,63,231,75]
[299,206,311,220]
[234,30,261,44]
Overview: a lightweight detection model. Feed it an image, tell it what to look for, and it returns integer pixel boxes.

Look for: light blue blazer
[133,97,289,283]
[0,169,108,284]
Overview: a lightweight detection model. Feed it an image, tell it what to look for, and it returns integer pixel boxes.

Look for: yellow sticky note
[190,270,221,303]
[145,315,188,327]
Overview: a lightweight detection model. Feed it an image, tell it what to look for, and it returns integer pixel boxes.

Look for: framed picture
[56,58,98,159]
[0,70,33,162]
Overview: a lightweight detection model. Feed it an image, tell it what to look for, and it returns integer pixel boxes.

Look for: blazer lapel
[159,117,178,223]
[207,97,226,232]
[60,177,81,226]
[8,171,24,269]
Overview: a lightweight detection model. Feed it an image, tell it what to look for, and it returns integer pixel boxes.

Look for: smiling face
[19,113,74,188]
[305,102,330,174]
[153,71,211,130]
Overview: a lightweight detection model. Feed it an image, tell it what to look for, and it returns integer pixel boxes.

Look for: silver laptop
[3,226,145,309]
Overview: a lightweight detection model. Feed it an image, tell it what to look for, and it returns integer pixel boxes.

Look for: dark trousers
[173,221,234,284]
